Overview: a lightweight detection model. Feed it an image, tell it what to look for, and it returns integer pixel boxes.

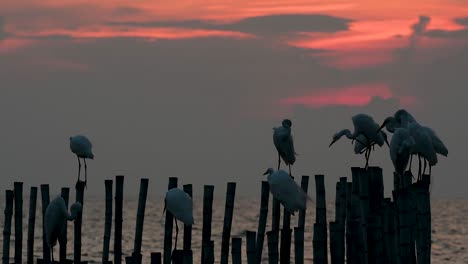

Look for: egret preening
[45,196,82,262]
[329,114,389,168]
[70,135,94,187]
[273,119,296,176]
[164,188,194,251]
[263,168,310,214]
[389,128,415,187]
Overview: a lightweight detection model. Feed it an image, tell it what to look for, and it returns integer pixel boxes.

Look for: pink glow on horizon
[280,83,416,108]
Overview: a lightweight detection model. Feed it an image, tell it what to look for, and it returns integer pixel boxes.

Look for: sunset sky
[1,0,467,197]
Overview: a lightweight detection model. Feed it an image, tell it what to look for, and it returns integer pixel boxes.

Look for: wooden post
[134,178,149,257]
[59,187,70,263]
[151,252,162,264]
[333,177,346,264]
[381,198,392,264]
[103,180,113,263]
[256,181,270,264]
[358,168,369,264]
[329,222,339,264]
[163,177,178,264]
[246,231,257,264]
[347,168,361,264]
[272,198,281,231]
[298,176,310,228]
[280,210,292,264]
[27,187,37,264]
[267,231,279,264]
[40,184,51,263]
[231,237,242,264]
[415,175,431,264]
[201,185,214,263]
[368,167,384,212]
[13,182,23,264]
[183,184,193,264]
[294,227,304,264]
[202,240,215,264]
[314,174,327,264]
[394,188,413,264]
[220,182,237,264]
[114,175,124,264]
[2,190,14,264]
[74,181,86,264]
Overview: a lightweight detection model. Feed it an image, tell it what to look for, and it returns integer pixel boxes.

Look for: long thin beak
[262,170,269,175]
[384,137,390,147]
[329,139,337,148]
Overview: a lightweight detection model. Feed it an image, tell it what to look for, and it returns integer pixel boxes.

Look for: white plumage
[273,119,296,176]
[70,135,94,186]
[263,168,309,214]
[389,128,415,180]
[164,188,194,250]
[45,196,82,262]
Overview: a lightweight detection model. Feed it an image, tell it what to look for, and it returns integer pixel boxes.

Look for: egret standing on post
[45,196,82,262]
[273,119,296,176]
[70,135,94,187]
[164,188,194,251]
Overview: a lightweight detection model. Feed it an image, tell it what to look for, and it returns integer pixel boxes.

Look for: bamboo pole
[368,167,384,212]
[163,177,178,264]
[59,187,70,263]
[103,180,113,263]
[357,168,369,264]
[267,231,279,264]
[183,184,193,263]
[280,210,292,264]
[345,182,355,264]
[393,188,412,264]
[334,177,346,264]
[329,222,339,264]
[220,182,237,264]
[348,168,362,264]
[415,174,431,264]
[114,175,124,264]
[294,227,304,264]
[381,198,392,264]
[134,178,149,257]
[13,182,23,264]
[2,190,14,264]
[246,231,257,264]
[40,184,51,263]
[201,185,214,263]
[74,181,86,264]
[298,175,310,228]
[202,240,215,264]
[256,181,270,264]
[314,174,327,264]
[231,237,242,264]
[27,187,37,264]
[151,252,162,264]
[272,198,281,231]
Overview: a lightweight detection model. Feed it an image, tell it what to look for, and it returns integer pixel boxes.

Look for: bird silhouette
[273,119,296,176]
[163,188,194,251]
[389,127,416,187]
[263,168,310,214]
[45,196,82,263]
[70,135,94,187]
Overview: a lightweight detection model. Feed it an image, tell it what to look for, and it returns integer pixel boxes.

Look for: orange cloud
[280,83,415,108]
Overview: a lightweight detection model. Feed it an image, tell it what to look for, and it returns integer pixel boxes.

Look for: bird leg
[50,246,54,263]
[408,155,413,174]
[277,153,281,171]
[422,159,427,181]
[174,219,179,250]
[418,154,422,180]
[84,158,88,188]
[77,155,81,183]
[288,164,292,178]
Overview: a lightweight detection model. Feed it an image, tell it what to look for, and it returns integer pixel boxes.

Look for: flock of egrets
[43,108,447,261]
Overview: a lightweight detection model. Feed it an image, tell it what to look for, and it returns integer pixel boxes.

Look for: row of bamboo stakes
[2,166,431,263]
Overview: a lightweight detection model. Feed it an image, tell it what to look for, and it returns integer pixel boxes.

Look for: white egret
[70,135,94,187]
[389,128,416,187]
[329,114,389,168]
[164,188,194,250]
[273,119,296,176]
[263,168,310,214]
[45,196,82,262]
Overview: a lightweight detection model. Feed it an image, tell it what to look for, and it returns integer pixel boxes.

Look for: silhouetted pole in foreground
[2,190,14,264]
[27,187,37,264]
[40,184,51,263]
[163,177,178,264]
[201,185,215,263]
[183,184,193,264]
[114,176,124,264]
[74,181,86,264]
[14,182,23,264]
[132,178,149,264]
[103,180,113,264]
[231,237,242,264]
[256,181,270,264]
[313,174,327,264]
[220,182,237,264]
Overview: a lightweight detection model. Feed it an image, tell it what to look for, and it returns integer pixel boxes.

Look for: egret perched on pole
[329,114,389,168]
[45,196,82,262]
[70,135,94,187]
[273,119,296,176]
[263,168,310,214]
[389,128,415,187]
[164,188,194,251]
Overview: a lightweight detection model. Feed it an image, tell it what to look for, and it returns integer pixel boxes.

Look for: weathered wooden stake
[103,180,113,263]
[27,187,37,264]
[313,174,327,264]
[256,181,270,264]
[201,185,214,263]
[220,182,237,264]
[59,187,70,263]
[183,184,193,264]
[202,240,215,264]
[74,181,86,264]
[114,175,124,264]
[163,177,178,264]
[329,222,339,264]
[333,177,346,264]
[415,175,431,264]
[151,252,162,264]
[2,190,14,264]
[358,168,369,264]
[294,227,304,264]
[298,175,310,229]
[231,237,242,264]
[246,231,257,264]
[347,169,361,264]
[134,178,149,258]
[280,210,292,264]
[272,198,281,231]
[40,184,50,263]
[267,231,279,264]
[13,182,23,264]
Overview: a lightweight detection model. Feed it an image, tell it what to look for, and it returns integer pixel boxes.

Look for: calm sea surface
[1,196,467,263]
